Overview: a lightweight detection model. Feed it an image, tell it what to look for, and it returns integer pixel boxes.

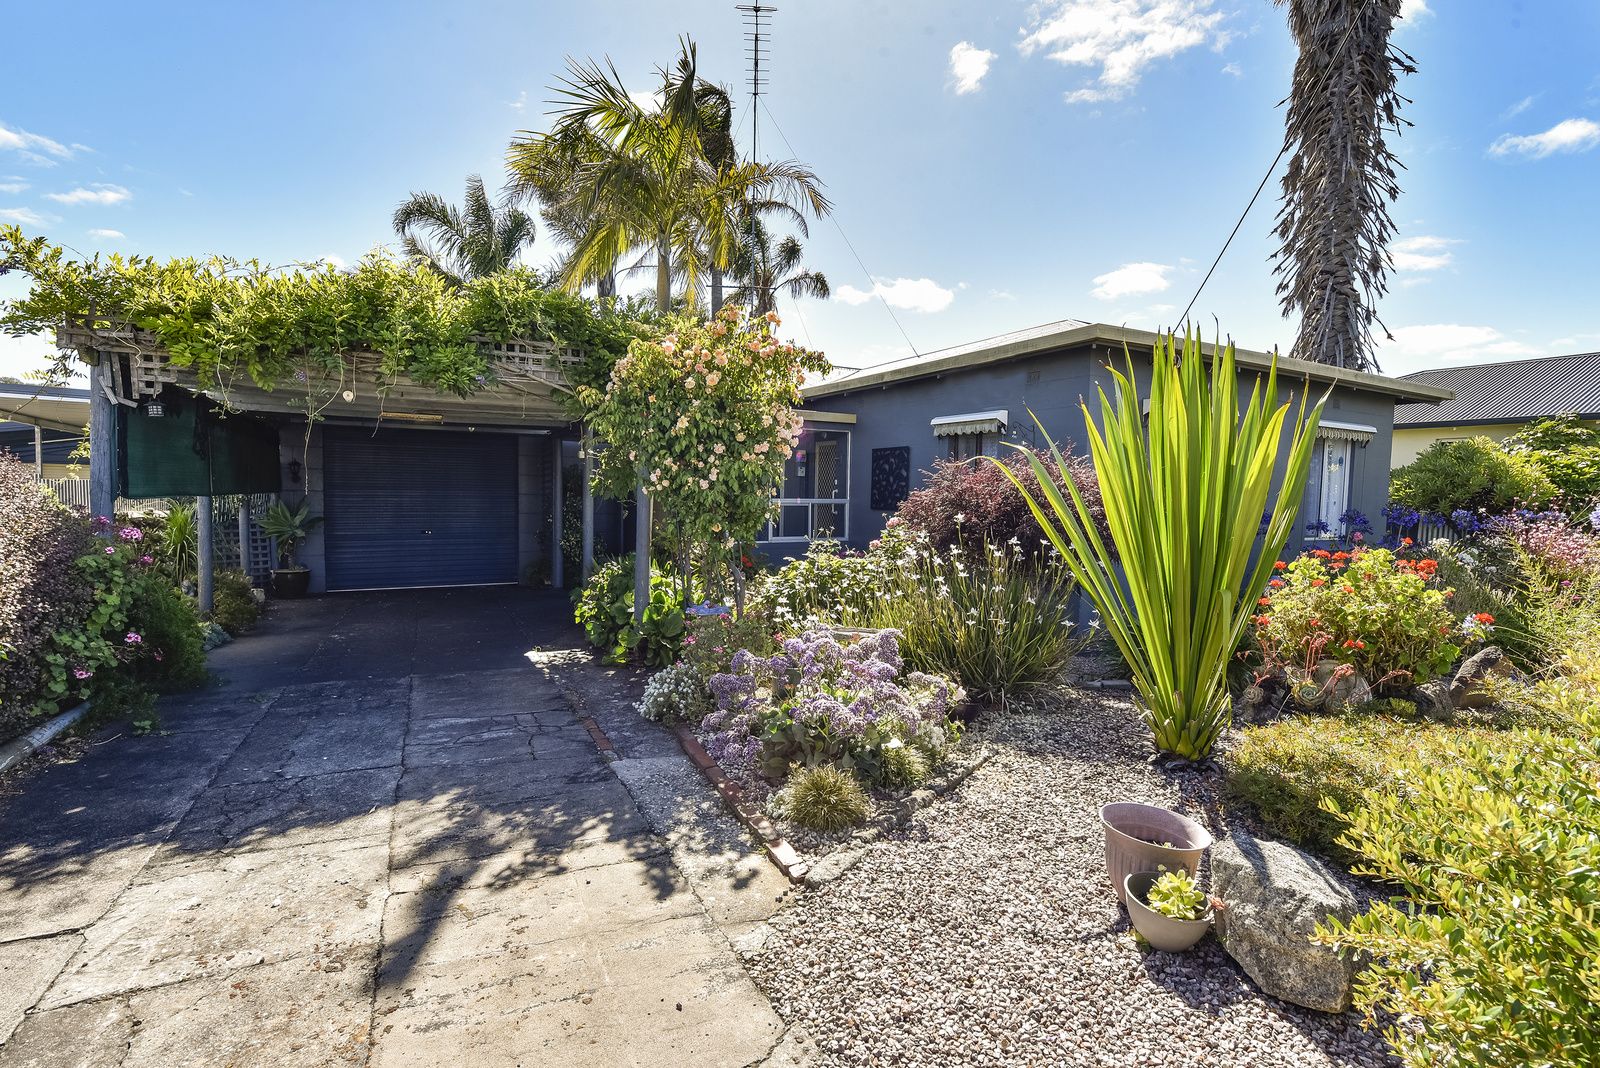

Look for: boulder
[1212,826,1364,1013]
[1450,645,1522,709]
[1411,679,1454,722]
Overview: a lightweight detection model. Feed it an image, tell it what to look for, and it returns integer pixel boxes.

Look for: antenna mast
[736,3,776,161]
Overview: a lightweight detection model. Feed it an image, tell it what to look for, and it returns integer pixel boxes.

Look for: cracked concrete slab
[0,588,792,1067]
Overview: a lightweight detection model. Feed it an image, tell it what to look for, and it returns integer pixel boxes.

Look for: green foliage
[1001,328,1325,760]
[1255,548,1465,690]
[1506,415,1600,504]
[679,607,778,684]
[637,661,711,723]
[1390,437,1557,515]
[158,502,198,586]
[751,541,882,631]
[124,571,208,693]
[1314,651,1600,1068]
[864,528,1084,703]
[209,570,261,636]
[580,306,828,587]
[776,764,870,832]
[876,741,932,790]
[257,499,323,568]
[1145,868,1207,921]
[0,228,640,411]
[571,555,687,666]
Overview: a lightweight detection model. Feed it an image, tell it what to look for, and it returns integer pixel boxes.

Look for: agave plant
[159,501,199,586]
[1001,328,1325,761]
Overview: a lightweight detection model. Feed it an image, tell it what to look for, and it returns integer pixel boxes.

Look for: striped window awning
[1318,419,1377,445]
[930,409,1008,438]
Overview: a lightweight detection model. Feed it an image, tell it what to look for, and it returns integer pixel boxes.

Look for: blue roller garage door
[323,427,518,590]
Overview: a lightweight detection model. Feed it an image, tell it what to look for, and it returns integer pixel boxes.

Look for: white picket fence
[39,477,92,509]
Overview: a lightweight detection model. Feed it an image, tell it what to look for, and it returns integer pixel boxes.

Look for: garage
[322,426,519,591]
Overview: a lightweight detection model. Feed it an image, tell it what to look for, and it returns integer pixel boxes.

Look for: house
[773,321,1452,557]
[0,384,91,503]
[1391,350,1600,467]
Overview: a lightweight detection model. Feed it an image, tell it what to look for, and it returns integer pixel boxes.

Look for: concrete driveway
[0,588,788,1067]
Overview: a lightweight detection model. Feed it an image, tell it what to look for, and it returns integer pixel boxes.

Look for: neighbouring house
[1391,350,1600,467]
[0,384,91,503]
[775,321,1452,558]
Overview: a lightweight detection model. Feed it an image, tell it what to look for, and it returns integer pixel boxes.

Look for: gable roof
[803,321,1453,404]
[0,384,90,433]
[1394,351,1600,427]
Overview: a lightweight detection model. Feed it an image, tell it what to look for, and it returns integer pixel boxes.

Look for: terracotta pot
[1124,871,1213,952]
[1100,802,1212,905]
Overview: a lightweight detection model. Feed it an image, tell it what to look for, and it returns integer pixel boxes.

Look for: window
[931,409,1008,464]
[946,432,996,461]
[757,427,850,541]
[1300,422,1373,540]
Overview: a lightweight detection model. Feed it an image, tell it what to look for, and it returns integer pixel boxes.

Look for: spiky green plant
[1000,328,1325,760]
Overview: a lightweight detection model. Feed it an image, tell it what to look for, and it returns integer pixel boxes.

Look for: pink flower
[104,546,116,555]
[139,554,154,565]
[125,631,143,645]
[73,667,93,680]
[118,526,143,541]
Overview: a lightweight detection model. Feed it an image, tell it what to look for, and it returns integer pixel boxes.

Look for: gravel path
[745,689,1397,1068]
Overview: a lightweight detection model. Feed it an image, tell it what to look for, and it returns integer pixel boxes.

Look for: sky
[3,0,1598,384]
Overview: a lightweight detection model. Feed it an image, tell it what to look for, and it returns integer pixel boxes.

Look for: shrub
[1484,509,1600,581]
[1390,437,1557,516]
[1314,658,1600,1068]
[1505,415,1600,505]
[124,570,208,693]
[701,629,963,787]
[866,532,1083,702]
[158,502,198,586]
[0,455,97,735]
[877,741,932,790]
[893,447,1109,554]
[572,555,686,666]
[776,764,870,831]
[209,570,261,636]
[637,661,711,723]
[749,540,882,631]
[1255,547,1470,692]
[1225,713,1510,861]
[679,606,778,684]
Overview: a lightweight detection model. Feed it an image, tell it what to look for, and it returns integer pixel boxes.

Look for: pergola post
[580,428,595,583]
[237,500,252,582]
[550,439,565,589]
[197,495,215,613]
[633,483,651,624]
[33,424,43,480]
[88,351,116,524]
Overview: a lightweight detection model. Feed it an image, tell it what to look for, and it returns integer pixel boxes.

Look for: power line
[757,96,922,362]
[1171,0,1375,333]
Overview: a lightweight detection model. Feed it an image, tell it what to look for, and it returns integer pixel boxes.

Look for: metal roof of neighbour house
[1394,351,1600,427]
[803,321,1455,405]
[0,383,90,433]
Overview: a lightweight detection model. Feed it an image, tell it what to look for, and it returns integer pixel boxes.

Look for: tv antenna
[736,3,776,160]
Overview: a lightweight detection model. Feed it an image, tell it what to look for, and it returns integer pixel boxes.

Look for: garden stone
[1212,825,1364,1013]
[1412,679,1454,721]
[1450,645,1521,709]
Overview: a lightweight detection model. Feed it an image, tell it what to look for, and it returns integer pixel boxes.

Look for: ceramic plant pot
[1124,871,1213,952]
[1100,802,1213,905]
[271,567,311,599]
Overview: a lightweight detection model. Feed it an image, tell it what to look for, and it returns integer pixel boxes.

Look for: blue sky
[3,0,1598,383]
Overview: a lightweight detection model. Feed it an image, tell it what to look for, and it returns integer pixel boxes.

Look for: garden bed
[743,687,1398,1068]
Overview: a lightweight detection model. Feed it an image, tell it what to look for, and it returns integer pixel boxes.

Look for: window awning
[931,409,1008,438]
[1318,419,1377,445]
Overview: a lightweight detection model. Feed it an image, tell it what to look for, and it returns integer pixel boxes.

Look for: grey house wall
[798,340,1399,561]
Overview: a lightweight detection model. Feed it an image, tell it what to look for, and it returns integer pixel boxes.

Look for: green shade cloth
[120,386,281,498]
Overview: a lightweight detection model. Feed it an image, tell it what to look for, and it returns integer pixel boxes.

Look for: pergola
[53,318,651,611]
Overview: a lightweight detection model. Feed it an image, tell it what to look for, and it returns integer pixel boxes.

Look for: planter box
[1100,802,1212,905]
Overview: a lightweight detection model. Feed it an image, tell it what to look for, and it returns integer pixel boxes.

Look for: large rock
[1450,645,1522,709]
[1212,826,1364,1013]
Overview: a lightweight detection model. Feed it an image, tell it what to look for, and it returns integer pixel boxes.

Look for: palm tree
[392,175,537,285]
[727,215,829,315]
[1272,0,1416,372]
[508,39,829,312]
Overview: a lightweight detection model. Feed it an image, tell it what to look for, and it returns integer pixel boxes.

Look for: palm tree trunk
[656,236,672,311]
[710,266,723,316]
[597,268,616,299]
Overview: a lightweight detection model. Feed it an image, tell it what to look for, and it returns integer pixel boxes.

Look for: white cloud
[1091,261,1172,300]
[0,121,74,165]
[44,182,131,206]
[1019,0,1226,104]
[320,254,349,271]
[1221,62,1242,78]
[509,90,528,111]
[1489,117,1600,159]
[1379,324,1541,368]
[949,41,997,94]
[87,228,125,239]
[0,207,51,226]
[1391,234,1458,272]
[989,289,1018,301]
[836,277,956,313]
[1502,94,1536,120]
[0,177,27,194]
[1399,0,1431,21]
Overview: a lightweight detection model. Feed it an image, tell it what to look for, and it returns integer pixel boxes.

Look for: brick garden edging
[671,725,811,883]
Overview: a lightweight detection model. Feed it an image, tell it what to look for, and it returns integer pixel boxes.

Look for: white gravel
[744,688,1398,1068]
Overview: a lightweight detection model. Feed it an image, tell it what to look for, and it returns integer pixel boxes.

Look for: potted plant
[1101,802,1212,905]
[258,499,323,598]
[1124,868,1215,952]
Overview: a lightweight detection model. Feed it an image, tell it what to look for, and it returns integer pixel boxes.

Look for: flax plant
[1001,329,1325,760]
